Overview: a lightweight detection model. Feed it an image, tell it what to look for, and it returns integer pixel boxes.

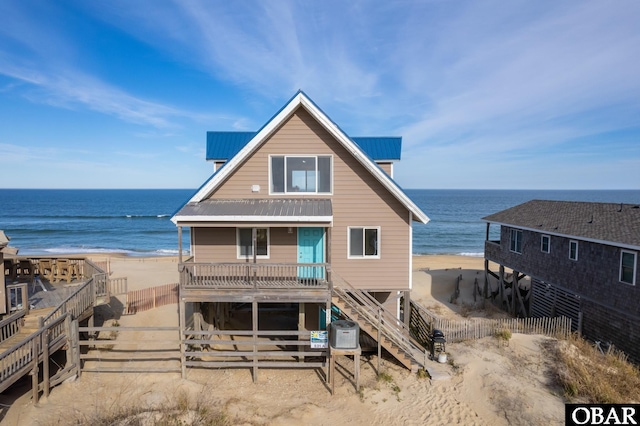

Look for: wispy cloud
[0,3,241,129]
[1,0,638,189]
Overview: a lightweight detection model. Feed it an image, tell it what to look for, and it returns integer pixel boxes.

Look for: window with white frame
[620,250,637,285]
[569,240,578,261]
[510,229,523,254]
[348,227,379,258]
[270,155,332,194]
[541,235,550,253]
[237,228,269,259]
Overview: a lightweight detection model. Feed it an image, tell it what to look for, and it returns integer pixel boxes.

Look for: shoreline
[14,250,486,259]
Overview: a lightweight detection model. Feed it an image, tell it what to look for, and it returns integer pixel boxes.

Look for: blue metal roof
[206,132,256,160]
[351,137,402,161]
[206,132,401,162]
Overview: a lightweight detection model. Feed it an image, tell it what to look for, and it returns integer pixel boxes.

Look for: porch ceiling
[172,198,333,225]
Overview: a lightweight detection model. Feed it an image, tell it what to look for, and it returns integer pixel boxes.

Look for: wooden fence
[124,283,179,315]
[78,325,180,374]
[409,299,572,346]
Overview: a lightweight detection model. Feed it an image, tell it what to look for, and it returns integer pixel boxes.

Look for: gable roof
[206,134,402,162]
[483,200,640,249]
[187,91,429,224]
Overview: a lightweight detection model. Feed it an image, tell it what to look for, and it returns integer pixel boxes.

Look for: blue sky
[1,1,638,190]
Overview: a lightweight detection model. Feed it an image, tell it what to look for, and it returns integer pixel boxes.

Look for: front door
[297,227,325,279]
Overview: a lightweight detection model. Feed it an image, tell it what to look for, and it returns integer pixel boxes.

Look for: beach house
[483,200,640,362]
[171,91,430,376]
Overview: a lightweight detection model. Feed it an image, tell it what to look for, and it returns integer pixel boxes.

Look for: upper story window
[237,228,269,259]
[569,240,578,261]
[270,155,332,194]
[510,229,523,254]
[541,235,550,253]
[620,250,637,285]
[348,227,379,259]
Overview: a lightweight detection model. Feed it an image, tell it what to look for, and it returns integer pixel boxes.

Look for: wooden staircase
[330,274,429,371]
[0,308,53,352]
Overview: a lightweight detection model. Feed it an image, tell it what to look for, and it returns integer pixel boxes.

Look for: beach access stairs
[330,272,429,371]
[0,258,125,396]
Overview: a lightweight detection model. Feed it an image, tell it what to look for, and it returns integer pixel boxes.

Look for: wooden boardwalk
[0,257,110,399]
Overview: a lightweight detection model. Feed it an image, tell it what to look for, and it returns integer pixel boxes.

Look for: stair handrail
[331,272,427,367]
[0,309,27,344]
[0,312,70,394]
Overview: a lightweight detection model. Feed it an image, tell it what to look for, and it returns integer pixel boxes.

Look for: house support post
[252,300,258,383]
[64,314,72,371]
[377,307,382,374]
[577,311,583,336]
[177,226,183,264]
[512,271,519,316]
[483,259,489,300]
[72,320,81,379]
[298,303,305,363]
[179,296,187,379]
[32,334,39,406]
[403,291,411,327]
[499,265,505,308]
[41,317,50,399]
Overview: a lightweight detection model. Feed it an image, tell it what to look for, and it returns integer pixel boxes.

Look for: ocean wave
[1,214,171,220]
[414,251,485,257]
[19,246,189,257]
[458,252,485,257]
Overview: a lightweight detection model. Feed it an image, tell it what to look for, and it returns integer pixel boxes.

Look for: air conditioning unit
[330,320,359,349]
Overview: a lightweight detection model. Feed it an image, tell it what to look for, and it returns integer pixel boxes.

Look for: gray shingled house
[483,200,640,362]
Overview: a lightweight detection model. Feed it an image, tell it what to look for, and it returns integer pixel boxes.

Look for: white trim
[236,227,270,260]
[347,226,381,259]
[509,229,523,254]
[409,212,413,290]
[541,234,550,253]
[173,215,333,224]
[620,250,637,286]
[569,240,579,261]
[484,220,640,251]
[185,92,429,224]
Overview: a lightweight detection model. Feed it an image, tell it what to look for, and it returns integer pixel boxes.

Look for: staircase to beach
[0,308,53,353]
[330,273,428,371]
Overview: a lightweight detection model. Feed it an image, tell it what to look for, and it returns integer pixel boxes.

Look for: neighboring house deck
[1,257,112,398]
[483,200,640,362]
[172,91,432,376]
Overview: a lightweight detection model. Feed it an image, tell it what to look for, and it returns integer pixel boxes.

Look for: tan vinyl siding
[377,162,392,176]
[201,106,411,291]
[193,227,297,263]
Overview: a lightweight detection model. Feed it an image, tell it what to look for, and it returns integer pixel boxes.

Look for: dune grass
[545,334,640,404]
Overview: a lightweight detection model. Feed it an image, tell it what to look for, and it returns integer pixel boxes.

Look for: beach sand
[1,255,566,425]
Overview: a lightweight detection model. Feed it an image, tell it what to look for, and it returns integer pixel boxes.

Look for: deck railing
[0,310,26,344]
[42,278,95,327]
[0,313,71,395]
[179,262,329,290]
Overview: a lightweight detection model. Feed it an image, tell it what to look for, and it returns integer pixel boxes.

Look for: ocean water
[0,189,192,256]
[0,189,638,256]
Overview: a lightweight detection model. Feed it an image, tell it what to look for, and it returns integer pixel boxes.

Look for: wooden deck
[0,257,109,398]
